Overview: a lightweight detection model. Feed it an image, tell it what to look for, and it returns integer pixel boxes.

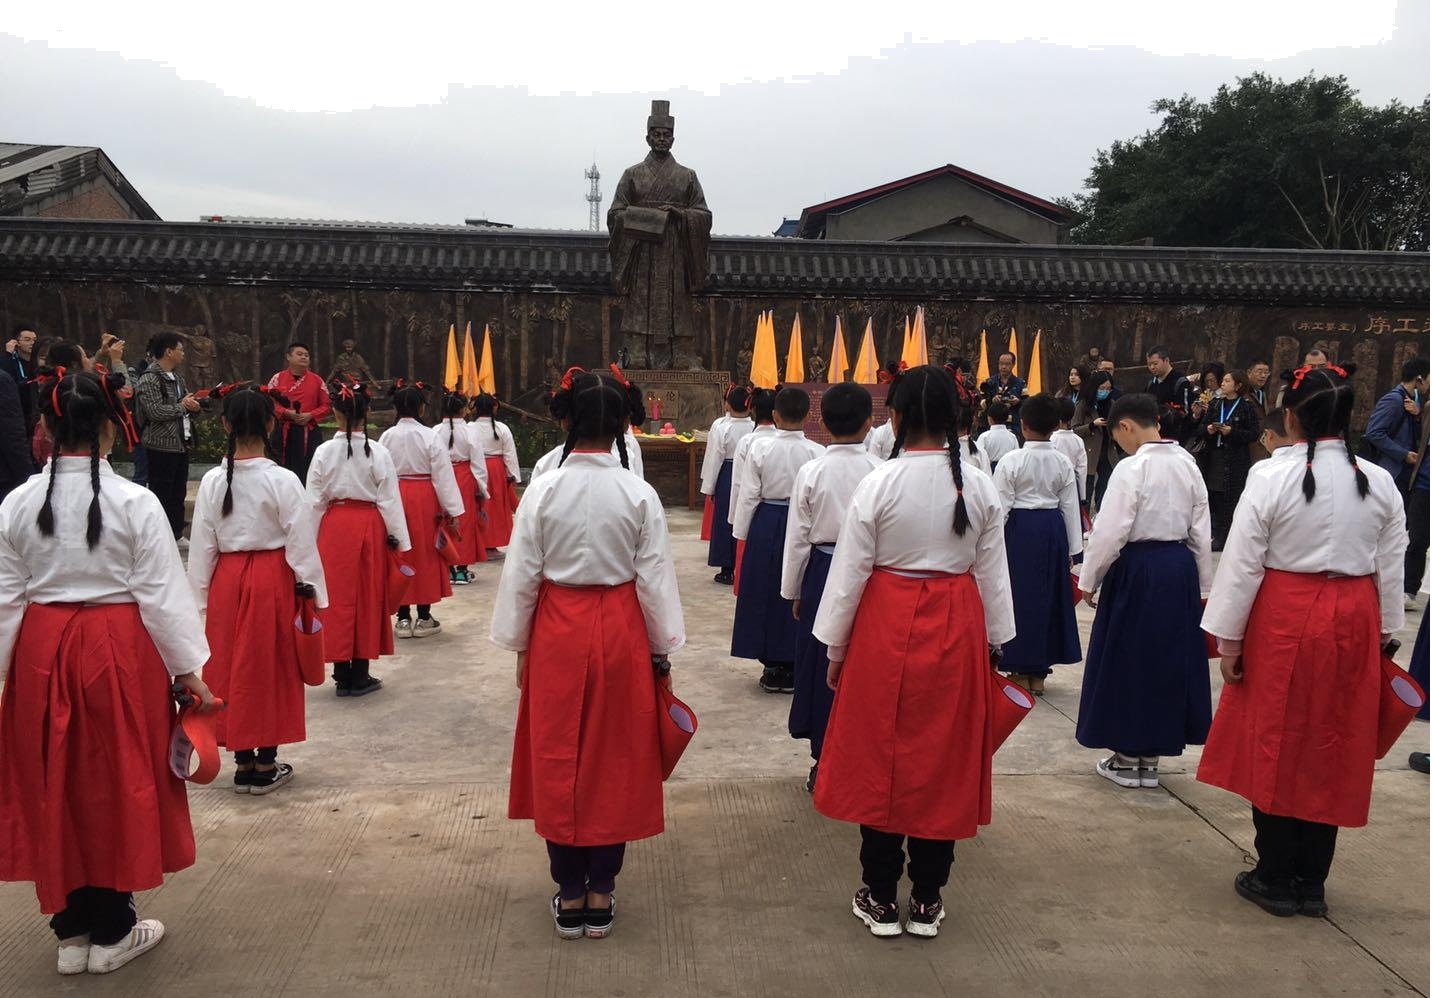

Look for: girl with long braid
[306,377,411,696]
[1198,365,1408,918]
[813,365,1015,939]
[700,385,753,585]
[379,383,464,638]
[188,385,328,795]
[469,392,521,553]
[0,370,213,975]
[493,372,683,941]
[529,367,585,482]
[440,388,489,585]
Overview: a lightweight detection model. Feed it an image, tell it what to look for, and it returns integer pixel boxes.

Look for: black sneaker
[1234,870,1298,917]
[233,767,254,795]
[584,896,615,939]
[248,762,294,796]
[851,887,902,937]
[713,570,734,586]
[906,897,946,938]
[1295,879,1329,918]
[1411,752,1430,775]
[348,675,383,697]
[550,893,584,941]
[804,763,818,794]
[759,670,784,694]
[777,667,796,694]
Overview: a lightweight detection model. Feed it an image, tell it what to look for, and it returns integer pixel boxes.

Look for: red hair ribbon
[413,381,430,393]
[214,381,245,398]
[393,377,407,390]
[559,366,585,392]
[1329,364,1348,379]
[47,366,68,417]
[338,381,356,401]
[1288,364,1347,392]
[609,363,632,389]
[256,384,291,406]
[94,365,140,449]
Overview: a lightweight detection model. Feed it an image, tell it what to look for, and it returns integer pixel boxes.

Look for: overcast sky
[3,0,1427,235]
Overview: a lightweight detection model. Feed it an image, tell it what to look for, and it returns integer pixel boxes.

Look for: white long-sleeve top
[780,443,881,599]
[992,441,1083,551]
[863,421,896,461]
[470,417,521,480]
[0,458,210,679]
[531,439,643,483]
[1051,428,1089,500]
[728,423,778,524]
[305,435,411,551]
[978,425,1019,467]
[429,419,489,499]
[622,429,644,480]
[1203,440,1408,648]
[813,449,1016,659]
[490,451,685,654]
[732,429,825,541]
[957,436,991,475]
[1077,440,1213,596]
[188,457,329,610]
[379,418,464,518]
[700,415,755,494]
[530,443,562,482]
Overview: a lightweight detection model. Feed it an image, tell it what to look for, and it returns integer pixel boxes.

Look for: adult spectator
[1073,369,1124,511]
[1196,369,1262,550]
[1246,360,1273,461]
[1364,356,1429,609]
[0,370,33,500]
[267,341,331,483]
[1059,364,1090,406]
[1145,346,1197,443]
[135,332,200,541]
[979,350,1026,438]
[1275,350,1329,407]
[1,325,39,445]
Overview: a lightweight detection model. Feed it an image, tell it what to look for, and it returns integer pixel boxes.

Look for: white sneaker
[57,936,89,975]
[176,537,190,552]
[1407,593,1420,612]
[1096,753,1142,789]
[395,619,414,640]
[87,919,164,974]
[413,617,442,639]
[1139,756,1160,789]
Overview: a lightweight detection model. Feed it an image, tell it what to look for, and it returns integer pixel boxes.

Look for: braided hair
[441,388,469,450]
[1282,364,1368,503]
[328,376,372,459]
[749,388,778,425]
[392,381,429,421]
[547,367,586,427]
[35,369,118,548]
[608,365,645,428]
[220,386,277,517]
[558,373,631,469]
[473,392,500,433]
[888,365,970,536]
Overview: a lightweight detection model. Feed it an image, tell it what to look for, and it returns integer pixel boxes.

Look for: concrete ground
[0,507,1427,997]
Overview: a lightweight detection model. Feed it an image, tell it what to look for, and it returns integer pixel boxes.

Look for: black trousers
[274,426,322,485]
[50,887,135,945]
[546,841,626,901]
[859,825,954,904]
[1406,487,1429,595]
[1251,806,1338,890]
[145,448,189,540]
[234,747,279,765]
[1093,452,1114,511]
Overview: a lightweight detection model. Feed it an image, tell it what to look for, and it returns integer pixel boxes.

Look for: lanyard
[1220,398,1241,423]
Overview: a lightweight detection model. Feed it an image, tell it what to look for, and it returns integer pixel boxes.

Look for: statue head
[646,99,675,156]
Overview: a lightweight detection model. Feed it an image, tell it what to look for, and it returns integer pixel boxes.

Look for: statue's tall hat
[647,99,675,131]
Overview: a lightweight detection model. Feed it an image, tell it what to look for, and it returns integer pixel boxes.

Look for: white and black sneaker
[413,617,442,639]
[584,896,615,939]
[851,887,902,937]
[1096,753,1142,789]
[248,762,294,796]
[905,898,946,938]
[550,893,585,941]
[1139,756,1160,789]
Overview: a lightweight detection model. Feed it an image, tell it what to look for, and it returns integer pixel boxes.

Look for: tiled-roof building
[0,144,159,221]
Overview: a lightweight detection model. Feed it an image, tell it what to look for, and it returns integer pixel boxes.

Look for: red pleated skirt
[700,495,714,541]
[451,462,486,565]
[814,570,995,841]
[203,549,307,750]
[398,477,453,606]
[509,581,664,846]
[317,501,396,661]
[1197,570,1382,827]
[0,603,195,913]
[483,455,516,547]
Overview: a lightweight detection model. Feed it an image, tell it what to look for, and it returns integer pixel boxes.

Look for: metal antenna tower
[585,161,602,231]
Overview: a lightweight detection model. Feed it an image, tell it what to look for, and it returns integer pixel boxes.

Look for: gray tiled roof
[0,217,1425,306]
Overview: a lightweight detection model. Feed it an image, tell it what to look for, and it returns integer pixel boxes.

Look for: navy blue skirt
[1075,541,1211,756]
[731,502,799,662]
[788,546,835,756]
[707,460,737,569]
[1000,508,1082,673]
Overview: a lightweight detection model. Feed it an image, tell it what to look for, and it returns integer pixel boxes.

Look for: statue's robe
[608,153,712,359]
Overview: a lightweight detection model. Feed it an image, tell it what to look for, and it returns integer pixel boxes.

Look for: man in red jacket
[267,342,331,483]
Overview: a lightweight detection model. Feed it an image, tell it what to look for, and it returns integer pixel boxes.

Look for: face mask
[1096,388,1111,400]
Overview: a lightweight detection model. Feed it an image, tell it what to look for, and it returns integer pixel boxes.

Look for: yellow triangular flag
[750,310,780,389]
[477,324,496,395]
[852,318,879,384]
[785,313,805,384]
[975,329,991,384]
[828,316,849,384]
[1026,329,1044,396]
[1008,327,1021,379]
[460,321,480,396]
[443,324,461,392]
[914,306,928,366]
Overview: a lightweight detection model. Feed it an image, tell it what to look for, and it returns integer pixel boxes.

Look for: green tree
[1062,73,1429,251]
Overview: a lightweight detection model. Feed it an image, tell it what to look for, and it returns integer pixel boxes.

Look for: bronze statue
[608,100,712,370]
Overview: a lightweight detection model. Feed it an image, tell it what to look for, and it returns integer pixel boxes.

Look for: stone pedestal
[623,369,731,433]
